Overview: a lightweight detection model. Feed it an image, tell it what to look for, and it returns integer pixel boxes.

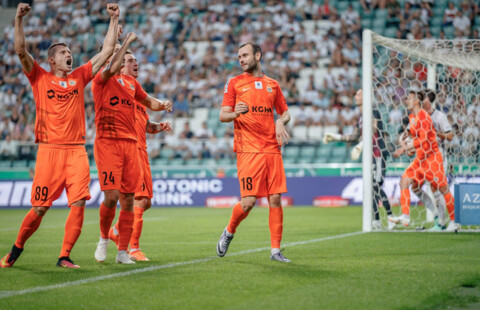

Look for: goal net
[362,30,480,232]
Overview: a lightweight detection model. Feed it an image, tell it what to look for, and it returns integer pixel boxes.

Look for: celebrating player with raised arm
[323,89,395,230]
[390,91,458,231]
[216,42,291,262]
[0,3,120,269]
[92,37,173,264]
[108,52,173,261]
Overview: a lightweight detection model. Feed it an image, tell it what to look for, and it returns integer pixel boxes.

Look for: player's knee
[400,178,411,189]
[240,199,255,212]
[144,199,152,211]
[120,193,135,211]
[269,194,282,207]
[103,191,120,208]
[33,206,48,216]
[71,199,86,207]
[439,185,449,195]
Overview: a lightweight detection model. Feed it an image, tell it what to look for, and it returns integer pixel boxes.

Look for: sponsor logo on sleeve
[224,78,231,93]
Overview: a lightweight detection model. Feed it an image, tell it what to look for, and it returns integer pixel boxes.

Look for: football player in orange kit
[108,52,173,261]
[92,36,172,264]
[391,90,458,231]
[216,42,291,262]
[1,2,120,268]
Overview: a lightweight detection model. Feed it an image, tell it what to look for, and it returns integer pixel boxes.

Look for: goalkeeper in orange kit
[391,90,458,231]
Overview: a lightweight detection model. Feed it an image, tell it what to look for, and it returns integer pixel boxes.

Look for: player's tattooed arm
[146,120,173,134]
[140,97,173,112]
[14,3,34,74]
[219,104,248,122]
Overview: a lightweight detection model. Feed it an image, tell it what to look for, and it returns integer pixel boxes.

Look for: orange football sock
[444,192,455,221]
[129,206,144,250]
[99,203,116,239]
[269,207,283,249]
[14,208,44,249]
[400,188,410,215]
[118,210,134,251]
[227,202,250,234]
[59,205,84,258]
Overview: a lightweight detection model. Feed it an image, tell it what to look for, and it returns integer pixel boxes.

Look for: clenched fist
[162,100,173,112]
[16,3,31,18]
[106,3,120,18]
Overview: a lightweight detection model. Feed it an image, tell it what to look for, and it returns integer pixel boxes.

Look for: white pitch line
[0,217,166,232]
[0,231,364,299]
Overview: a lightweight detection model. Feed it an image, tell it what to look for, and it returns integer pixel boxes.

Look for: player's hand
[323,133,342,144]
[234,102,249,117]
[350,141,363,160]
[162,100,173,112]
[392,147,404,158]
[16,3,31,18]
[106,3,120,18]
[125,32,137,43]
[276,120,290,147]
[159,122,173,133]
[406,148,415,157]
[117,25,123,39]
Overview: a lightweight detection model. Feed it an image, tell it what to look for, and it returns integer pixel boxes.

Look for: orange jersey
[135,101,149,149]
[92,72,148,141]
[409,109,439,160]
[222,73,288,154]
[25,61,93,144]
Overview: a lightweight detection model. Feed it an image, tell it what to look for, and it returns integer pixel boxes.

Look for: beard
[243,60,258,72]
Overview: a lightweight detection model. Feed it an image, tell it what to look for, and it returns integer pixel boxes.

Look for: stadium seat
[316,145,332,158]
[307,126,323,141]
[202,158,217,166]
[284,145,300,158]
[169,158,185,166]
[217,157,232,165]
[292,126,308,141]
[283,157,297,164]
[185,158,201,165]
[300,146,317,159]
[160,148,175,159]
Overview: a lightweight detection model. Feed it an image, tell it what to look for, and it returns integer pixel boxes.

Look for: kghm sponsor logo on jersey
[46,89,79,101]
[251,105,273,116]
[109,96,134,108]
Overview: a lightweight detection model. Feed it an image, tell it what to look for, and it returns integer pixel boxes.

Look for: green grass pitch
[1,206,479,309]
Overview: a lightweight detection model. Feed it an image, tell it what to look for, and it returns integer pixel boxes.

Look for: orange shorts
[94,138,141,193]
[403,152,448,189]
[135,148,153,199]
[236,152,287,198]
[31,144,91,207]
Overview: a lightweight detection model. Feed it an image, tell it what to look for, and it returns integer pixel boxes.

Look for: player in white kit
[419,89,453,231]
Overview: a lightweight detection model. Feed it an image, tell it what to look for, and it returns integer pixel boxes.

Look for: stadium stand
[0,0,479,168]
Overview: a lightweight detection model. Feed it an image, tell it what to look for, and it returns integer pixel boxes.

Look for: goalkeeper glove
[350,141,363,160]
[323,133,342,144]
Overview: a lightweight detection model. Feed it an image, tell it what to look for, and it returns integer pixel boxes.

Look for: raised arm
[90,3,120,76]
[14,3,34,74]
[100,32,136,81]
[140,96,173,112]
[275,110,291,147]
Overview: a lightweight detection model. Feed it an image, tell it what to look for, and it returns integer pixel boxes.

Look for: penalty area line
[0,230,364,299]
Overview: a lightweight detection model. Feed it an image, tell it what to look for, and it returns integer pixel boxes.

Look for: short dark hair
[239,42,262,60]
[47,43,68,58]
[409,90,424,102]
[424,88,436,104]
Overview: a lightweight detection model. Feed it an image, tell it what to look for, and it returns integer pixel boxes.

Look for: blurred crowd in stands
[0,0,479,164]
